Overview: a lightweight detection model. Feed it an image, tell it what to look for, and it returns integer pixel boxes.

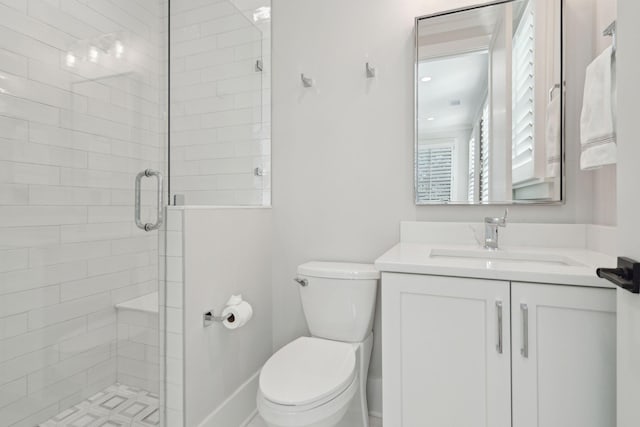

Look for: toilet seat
[259,337,356,407]
[257,376,358,427]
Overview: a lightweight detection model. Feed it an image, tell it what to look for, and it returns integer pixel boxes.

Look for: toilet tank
[297,262,379,343]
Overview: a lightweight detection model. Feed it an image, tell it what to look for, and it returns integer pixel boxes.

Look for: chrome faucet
[484,209,508,250]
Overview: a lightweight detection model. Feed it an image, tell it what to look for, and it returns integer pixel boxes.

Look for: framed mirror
[414,0,563,205]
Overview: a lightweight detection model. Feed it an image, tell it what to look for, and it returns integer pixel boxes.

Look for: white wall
[591,0,617,226]
[272,0,615,415]
[616,0,640,424]
[0,1,165,425]
[182,208,272,426]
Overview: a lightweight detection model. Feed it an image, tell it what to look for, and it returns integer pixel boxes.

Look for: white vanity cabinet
[381,273,512,427]
[382,273,616,427]
[511,282,616,427]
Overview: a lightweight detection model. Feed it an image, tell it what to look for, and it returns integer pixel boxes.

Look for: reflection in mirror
[415,0,563,205]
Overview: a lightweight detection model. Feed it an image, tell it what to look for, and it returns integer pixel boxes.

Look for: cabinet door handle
[520,303,529,358]
[496,300,503,354]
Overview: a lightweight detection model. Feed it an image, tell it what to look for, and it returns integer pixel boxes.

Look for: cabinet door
[382,273,511,427]
[511,282,616,427]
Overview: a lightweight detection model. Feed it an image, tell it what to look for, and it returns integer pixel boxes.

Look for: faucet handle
[497,208,508,227]
[485,209,508,226]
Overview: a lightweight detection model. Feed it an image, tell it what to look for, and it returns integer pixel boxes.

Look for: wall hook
[366,62,376,78]
[301,73,313,87]
[603,20,617,54]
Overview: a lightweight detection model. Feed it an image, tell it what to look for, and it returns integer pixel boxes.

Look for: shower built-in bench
[40,293,161,426]
[115,292,160,394]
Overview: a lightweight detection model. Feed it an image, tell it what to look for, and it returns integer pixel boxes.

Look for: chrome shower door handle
[520,303,529,358]
[496,300,503,354]
[135,169,164,232]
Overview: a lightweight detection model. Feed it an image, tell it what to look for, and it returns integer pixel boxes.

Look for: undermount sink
[429,248,586,267]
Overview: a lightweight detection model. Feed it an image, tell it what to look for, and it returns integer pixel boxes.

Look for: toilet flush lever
[293,277,308,287]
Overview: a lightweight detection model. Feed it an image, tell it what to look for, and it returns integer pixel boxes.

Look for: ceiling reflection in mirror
[415,0,563,205]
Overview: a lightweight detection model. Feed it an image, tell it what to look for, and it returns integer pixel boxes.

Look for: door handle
[520,303,529,358]
[496,300,503,354]
[135,169,164,232]
[596,257,640,293]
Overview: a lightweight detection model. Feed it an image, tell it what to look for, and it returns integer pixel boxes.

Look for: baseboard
[369,410,383,419]
[197,370,380,426]
[367,376,383,419]
[240,409,258,427]
[198,371,260,427]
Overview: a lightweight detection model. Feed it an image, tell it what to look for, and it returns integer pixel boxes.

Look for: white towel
[546,93,561,177]
[580,46,616,170]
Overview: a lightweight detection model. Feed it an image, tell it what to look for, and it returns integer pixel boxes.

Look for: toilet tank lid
[298,262,380,280]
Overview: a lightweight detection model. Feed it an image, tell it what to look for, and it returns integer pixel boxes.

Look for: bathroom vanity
[376,222,617,427]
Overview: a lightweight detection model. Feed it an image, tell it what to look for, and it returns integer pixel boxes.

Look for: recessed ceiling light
[88,46,99,63]
[114,40,124,58]
[427,117,435,121]
[421,76,432,82]
[65,52,76,67]
[253,6,271,22]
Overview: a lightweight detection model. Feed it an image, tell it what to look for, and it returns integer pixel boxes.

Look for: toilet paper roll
[222,300,253,330]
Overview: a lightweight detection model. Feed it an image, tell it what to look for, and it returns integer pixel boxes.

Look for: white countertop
[375,243,617,288]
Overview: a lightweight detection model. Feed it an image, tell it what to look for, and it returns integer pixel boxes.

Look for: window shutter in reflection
[512,3,535,182]
[417,145,453,202]
[468,136,476,202]
[480,103,490,202]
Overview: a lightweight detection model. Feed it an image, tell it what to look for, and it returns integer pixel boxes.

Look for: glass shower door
[169,0,270,207]
[0,1,167,426]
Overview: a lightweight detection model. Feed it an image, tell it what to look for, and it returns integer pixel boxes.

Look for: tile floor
[40,384,159,427]
[40,384,382,427]
[246,414,383,427]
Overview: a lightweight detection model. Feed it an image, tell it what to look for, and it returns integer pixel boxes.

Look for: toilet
[257,262,379,427]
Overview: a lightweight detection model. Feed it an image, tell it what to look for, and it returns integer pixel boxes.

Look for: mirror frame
[414,0,565,205]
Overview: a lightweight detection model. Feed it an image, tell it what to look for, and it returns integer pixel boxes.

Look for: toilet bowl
[257,337,361,427]
[257,262,379,427]
[257,377,358,427]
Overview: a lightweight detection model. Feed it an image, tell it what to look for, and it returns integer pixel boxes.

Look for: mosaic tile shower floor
[39,384,159,427]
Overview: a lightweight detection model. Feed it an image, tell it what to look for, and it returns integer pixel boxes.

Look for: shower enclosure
[0,0,269,425]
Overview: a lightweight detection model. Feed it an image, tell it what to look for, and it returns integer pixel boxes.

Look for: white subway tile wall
[0,0,166,426]
[162,208,184,427]
[170,0,271,206]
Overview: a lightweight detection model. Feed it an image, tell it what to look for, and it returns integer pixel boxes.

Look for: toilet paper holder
[203,310,235,327]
